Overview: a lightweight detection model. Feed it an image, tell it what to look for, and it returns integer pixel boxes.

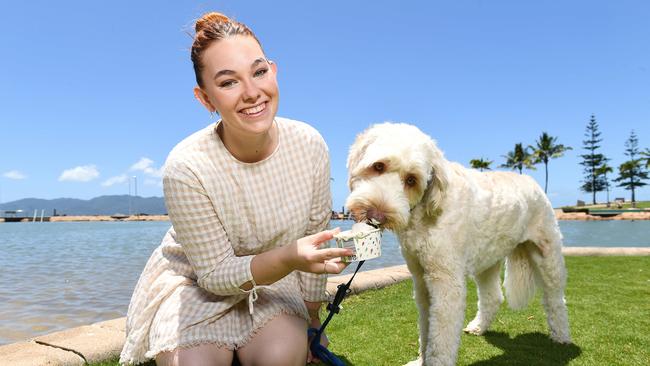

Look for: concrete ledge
[33,323,125,364]
[0,341,85,366]
[92,318,126,333]
[562,246,650,256]
[326,264,411,295]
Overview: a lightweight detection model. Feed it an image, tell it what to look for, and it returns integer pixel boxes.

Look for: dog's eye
[372,162,385,173]
[405,175,417,187]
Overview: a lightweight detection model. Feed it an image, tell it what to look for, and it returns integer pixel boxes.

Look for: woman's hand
[307,318,330,364]
[305,302,328,364]
[285,228,353,275]
[248,228,353,289]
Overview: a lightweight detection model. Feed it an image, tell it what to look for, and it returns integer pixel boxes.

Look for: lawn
[94,256,649,366]
[621,201,650,209]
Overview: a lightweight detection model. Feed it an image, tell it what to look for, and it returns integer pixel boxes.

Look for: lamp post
[132,176,138,216]
[128,177,132,216]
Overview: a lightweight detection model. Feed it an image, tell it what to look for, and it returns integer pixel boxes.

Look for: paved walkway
[1,247,648,366]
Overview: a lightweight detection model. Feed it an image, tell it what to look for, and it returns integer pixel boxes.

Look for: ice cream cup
[334,226,382,262]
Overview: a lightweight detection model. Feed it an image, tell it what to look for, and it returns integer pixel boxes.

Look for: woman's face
[194,35,279,137]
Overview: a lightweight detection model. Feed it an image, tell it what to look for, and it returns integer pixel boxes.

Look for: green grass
[92,256,649,366]
[620,201,650,209]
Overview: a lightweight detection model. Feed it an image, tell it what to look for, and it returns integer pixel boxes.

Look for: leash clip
[327,283,352,314]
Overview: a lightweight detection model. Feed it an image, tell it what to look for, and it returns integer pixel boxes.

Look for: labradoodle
[345,123,571,366]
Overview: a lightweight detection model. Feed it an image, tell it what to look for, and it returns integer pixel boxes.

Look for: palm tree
[530,132,572,193]
[469,158,493,172]
[595,163,613,207]
[500,143,535,175]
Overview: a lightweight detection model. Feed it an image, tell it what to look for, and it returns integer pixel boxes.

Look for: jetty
[0,210,50,222]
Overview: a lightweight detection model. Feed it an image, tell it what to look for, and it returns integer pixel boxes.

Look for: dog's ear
[347,128,377,190]
[423,140,449,216]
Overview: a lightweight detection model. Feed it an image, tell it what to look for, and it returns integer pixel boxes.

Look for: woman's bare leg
[155,343,234,366]
[237,314,308,366]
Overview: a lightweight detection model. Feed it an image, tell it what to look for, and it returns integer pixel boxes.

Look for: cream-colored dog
[345,123,571,366]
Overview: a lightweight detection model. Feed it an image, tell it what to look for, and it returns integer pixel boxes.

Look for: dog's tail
[503,243,537,310]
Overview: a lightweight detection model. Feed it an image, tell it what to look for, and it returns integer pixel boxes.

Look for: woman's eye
[405,176,417,187]
[219,80,237,88]
[254,68,268,78]
[373,162,385,173]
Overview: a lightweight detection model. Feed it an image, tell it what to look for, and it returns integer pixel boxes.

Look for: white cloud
[3,170,27,180]
[102,174,129,187]
[130,157,163,177]
[58,165,100,182]
[130,157,154,171]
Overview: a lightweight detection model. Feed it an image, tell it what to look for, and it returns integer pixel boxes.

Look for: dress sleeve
[163,160,254,297]
[296,137,332,302]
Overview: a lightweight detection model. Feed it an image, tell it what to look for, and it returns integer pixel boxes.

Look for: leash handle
[308,260,365,366]
[308,328,345,366]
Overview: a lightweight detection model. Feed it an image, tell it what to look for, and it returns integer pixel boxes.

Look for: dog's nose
[366,208,386,225]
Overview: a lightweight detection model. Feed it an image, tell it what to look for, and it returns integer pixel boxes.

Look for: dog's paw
[550,332,572,344]
[463,320,485,336]
[402,358,422,366]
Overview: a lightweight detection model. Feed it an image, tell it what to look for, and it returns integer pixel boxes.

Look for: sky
[1,0,649,211]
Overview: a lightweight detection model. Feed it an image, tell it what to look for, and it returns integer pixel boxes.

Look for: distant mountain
[0,195,167,216]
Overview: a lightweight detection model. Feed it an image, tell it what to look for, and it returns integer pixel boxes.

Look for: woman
[119,12,352,366]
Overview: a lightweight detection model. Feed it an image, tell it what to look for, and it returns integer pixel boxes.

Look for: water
[557,220,650,247]
[0,221,171,345]
[0,219,648,345]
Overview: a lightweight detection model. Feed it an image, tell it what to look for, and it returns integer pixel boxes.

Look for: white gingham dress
[120,117,331,365]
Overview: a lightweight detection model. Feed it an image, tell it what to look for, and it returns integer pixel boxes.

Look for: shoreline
[0,215,170,223]
[1,211,649,223]
[0,265,412,365]
[553,209,650,221]
[50,215,170,222]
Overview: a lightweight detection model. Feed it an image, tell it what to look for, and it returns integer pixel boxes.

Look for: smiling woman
[119,12,353,366]
[191,14,280,164]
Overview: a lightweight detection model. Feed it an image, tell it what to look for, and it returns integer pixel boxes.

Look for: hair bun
[195,12,230,33]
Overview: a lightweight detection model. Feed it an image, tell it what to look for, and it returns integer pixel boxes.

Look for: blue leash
[308,260,365,366]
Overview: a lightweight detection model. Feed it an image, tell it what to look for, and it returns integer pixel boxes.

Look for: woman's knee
[237,314,308,366]
[155,343,234,366]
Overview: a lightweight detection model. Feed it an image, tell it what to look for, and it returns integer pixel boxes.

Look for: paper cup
[335,227,382,262]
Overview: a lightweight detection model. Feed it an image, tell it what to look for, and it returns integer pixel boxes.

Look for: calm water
[1,219,648,345]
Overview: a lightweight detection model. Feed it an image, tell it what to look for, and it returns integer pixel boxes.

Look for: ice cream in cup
[334,222,382,262]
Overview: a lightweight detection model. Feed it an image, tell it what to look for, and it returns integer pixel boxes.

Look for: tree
[613,131,649,207]
[469,158,493,172]
[500,143,535,175]
[579,115,608,204]
[641,148,650,169]
[595,163,613,207]
[530,132,572,194]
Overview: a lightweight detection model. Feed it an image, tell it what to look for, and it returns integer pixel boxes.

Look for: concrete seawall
[2,247,649,365]
[554,208,650,220]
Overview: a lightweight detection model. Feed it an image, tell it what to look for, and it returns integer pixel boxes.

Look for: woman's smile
[239,101,267,118]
